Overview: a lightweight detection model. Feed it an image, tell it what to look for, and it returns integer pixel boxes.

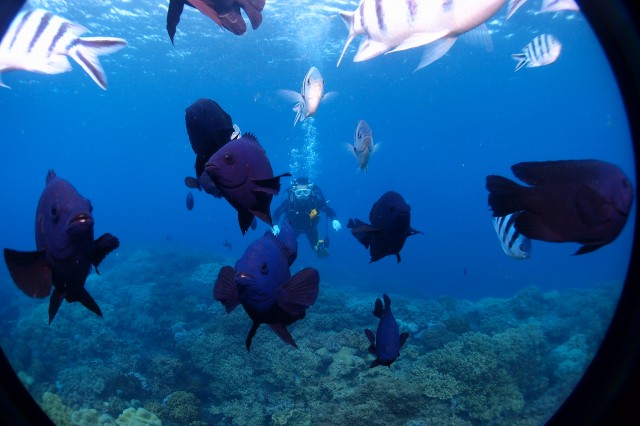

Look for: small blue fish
[365,294,409,368]
[205,132,291,235]
[186,192,195,211]
[3,170,119,324]
[214,221,319,350]
[348,191,422,263]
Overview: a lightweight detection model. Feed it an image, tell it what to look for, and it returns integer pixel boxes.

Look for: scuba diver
[272,177,342,257]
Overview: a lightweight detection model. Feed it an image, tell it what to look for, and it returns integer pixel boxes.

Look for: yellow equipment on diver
[309,208,318,224]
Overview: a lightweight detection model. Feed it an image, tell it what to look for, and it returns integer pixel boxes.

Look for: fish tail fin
[49,288,65,325]
[92,233,119,274]
[486,175,527,216]
[373,297,384,318]
[214,266,241,312]
[277,267,320,316]
[240,0,266,29]
[511,53,527,72]
[268,323,298,349]
[364,328,376,353]
[3,248,52,298]
[337,11,356,67]
[77,287,103,319]
[69,37,127,90]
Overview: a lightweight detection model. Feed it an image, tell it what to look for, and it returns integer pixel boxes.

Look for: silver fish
[337,0,508,70]
[0,9,126,89]
[512,34,562,72]
[347,119,376,172]
[492,212,531,259]
[540,0,580,13]
[278,66,336,127]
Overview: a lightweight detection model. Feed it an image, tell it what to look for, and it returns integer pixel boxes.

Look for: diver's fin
[269,323,297,349]
[48,288,65,325]
[214,265,240,312]
[3,248,52,298]
[277,267,320,317]
[92,233,119,274]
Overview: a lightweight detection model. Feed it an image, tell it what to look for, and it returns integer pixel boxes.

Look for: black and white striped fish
[0,9,127,89]
[511,34,562,72]
[337,0,511,70]
[492,212,531,259]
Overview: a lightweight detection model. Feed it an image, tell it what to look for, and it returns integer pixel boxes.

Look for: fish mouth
[235,273,256,287]
[67,212,94,228]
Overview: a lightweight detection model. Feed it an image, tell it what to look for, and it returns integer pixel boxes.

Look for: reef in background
[0,244,620,425]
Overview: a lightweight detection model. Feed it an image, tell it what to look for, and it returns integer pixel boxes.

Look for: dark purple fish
[348,191,422,263]
[214,221,319,350]
[365,294,409,368]
[166,0,266,44]
[184,98,235,198]
[205,132,291,235]
[186,192,194,210]
[3,170,119,324]
[486,159,634,255]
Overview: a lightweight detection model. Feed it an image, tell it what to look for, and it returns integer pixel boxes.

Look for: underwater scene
[0,0,636,425]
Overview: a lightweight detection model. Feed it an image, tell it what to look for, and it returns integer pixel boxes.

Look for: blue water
[0,1,636,424]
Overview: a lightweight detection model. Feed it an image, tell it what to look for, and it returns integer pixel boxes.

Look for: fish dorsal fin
[373,297,384,318]
[461,24,493,52]
[269,323,298,349]
[214,265,240,313]
[511,161,571,186]
[387,30,450,54]
[46,170,57,184]
[576,185,610,228]
[383,294,391,311]
[3,248,52,298]
[277,267,320,317]
[242,132,259,144]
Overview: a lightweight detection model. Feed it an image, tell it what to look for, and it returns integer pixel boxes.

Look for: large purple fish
[3,170,119,324]
[486,160,634,255]
[214,221,319,350]
[365,294,409,368]
[348,191,422,263]
[166,0,266,44]
[205,132,291,235]
[183,98,235,201]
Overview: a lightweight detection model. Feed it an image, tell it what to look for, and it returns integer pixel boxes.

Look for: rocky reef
[0,244,620,425]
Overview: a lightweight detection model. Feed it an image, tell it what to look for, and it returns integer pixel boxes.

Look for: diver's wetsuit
[273,185,337,253]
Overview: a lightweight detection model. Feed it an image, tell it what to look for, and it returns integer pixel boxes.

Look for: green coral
[41,392,73,426]
[70,408,116,426]
[164,391,201,424]
[115,407,162,426]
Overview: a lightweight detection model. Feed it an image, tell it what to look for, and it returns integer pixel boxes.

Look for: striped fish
[512,34,562,72]
[492,212,531,260]
[0,9,127,89]
[336,0,509,70]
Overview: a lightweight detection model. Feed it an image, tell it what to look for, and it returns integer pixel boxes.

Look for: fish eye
[260,263,269,275]
[50,205,58,221]
[224,153,235,165]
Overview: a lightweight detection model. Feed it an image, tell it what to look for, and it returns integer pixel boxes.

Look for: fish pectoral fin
[237,0,265,29]
[347,218,379,248]
[3,248,52,298]
[354,39,391,62]
[92,233,120,273]
[364,328,376,353]
[408,227,423,236]
[185,176,202,190]
[214,265,241,313]
[576,185,610,228]
[387,30,450,54]
[322,91,338,103]
[246,321,260,351]
[460,24,493,52]
[277,89,303,104]
[399,332,410,348]
[268,323,298,349]
[415,37,457,71]
[77,288,103,319]
[252,173,291,195]
[277,267,320,316]
[48,288,65,325]
[217,8,247,35]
